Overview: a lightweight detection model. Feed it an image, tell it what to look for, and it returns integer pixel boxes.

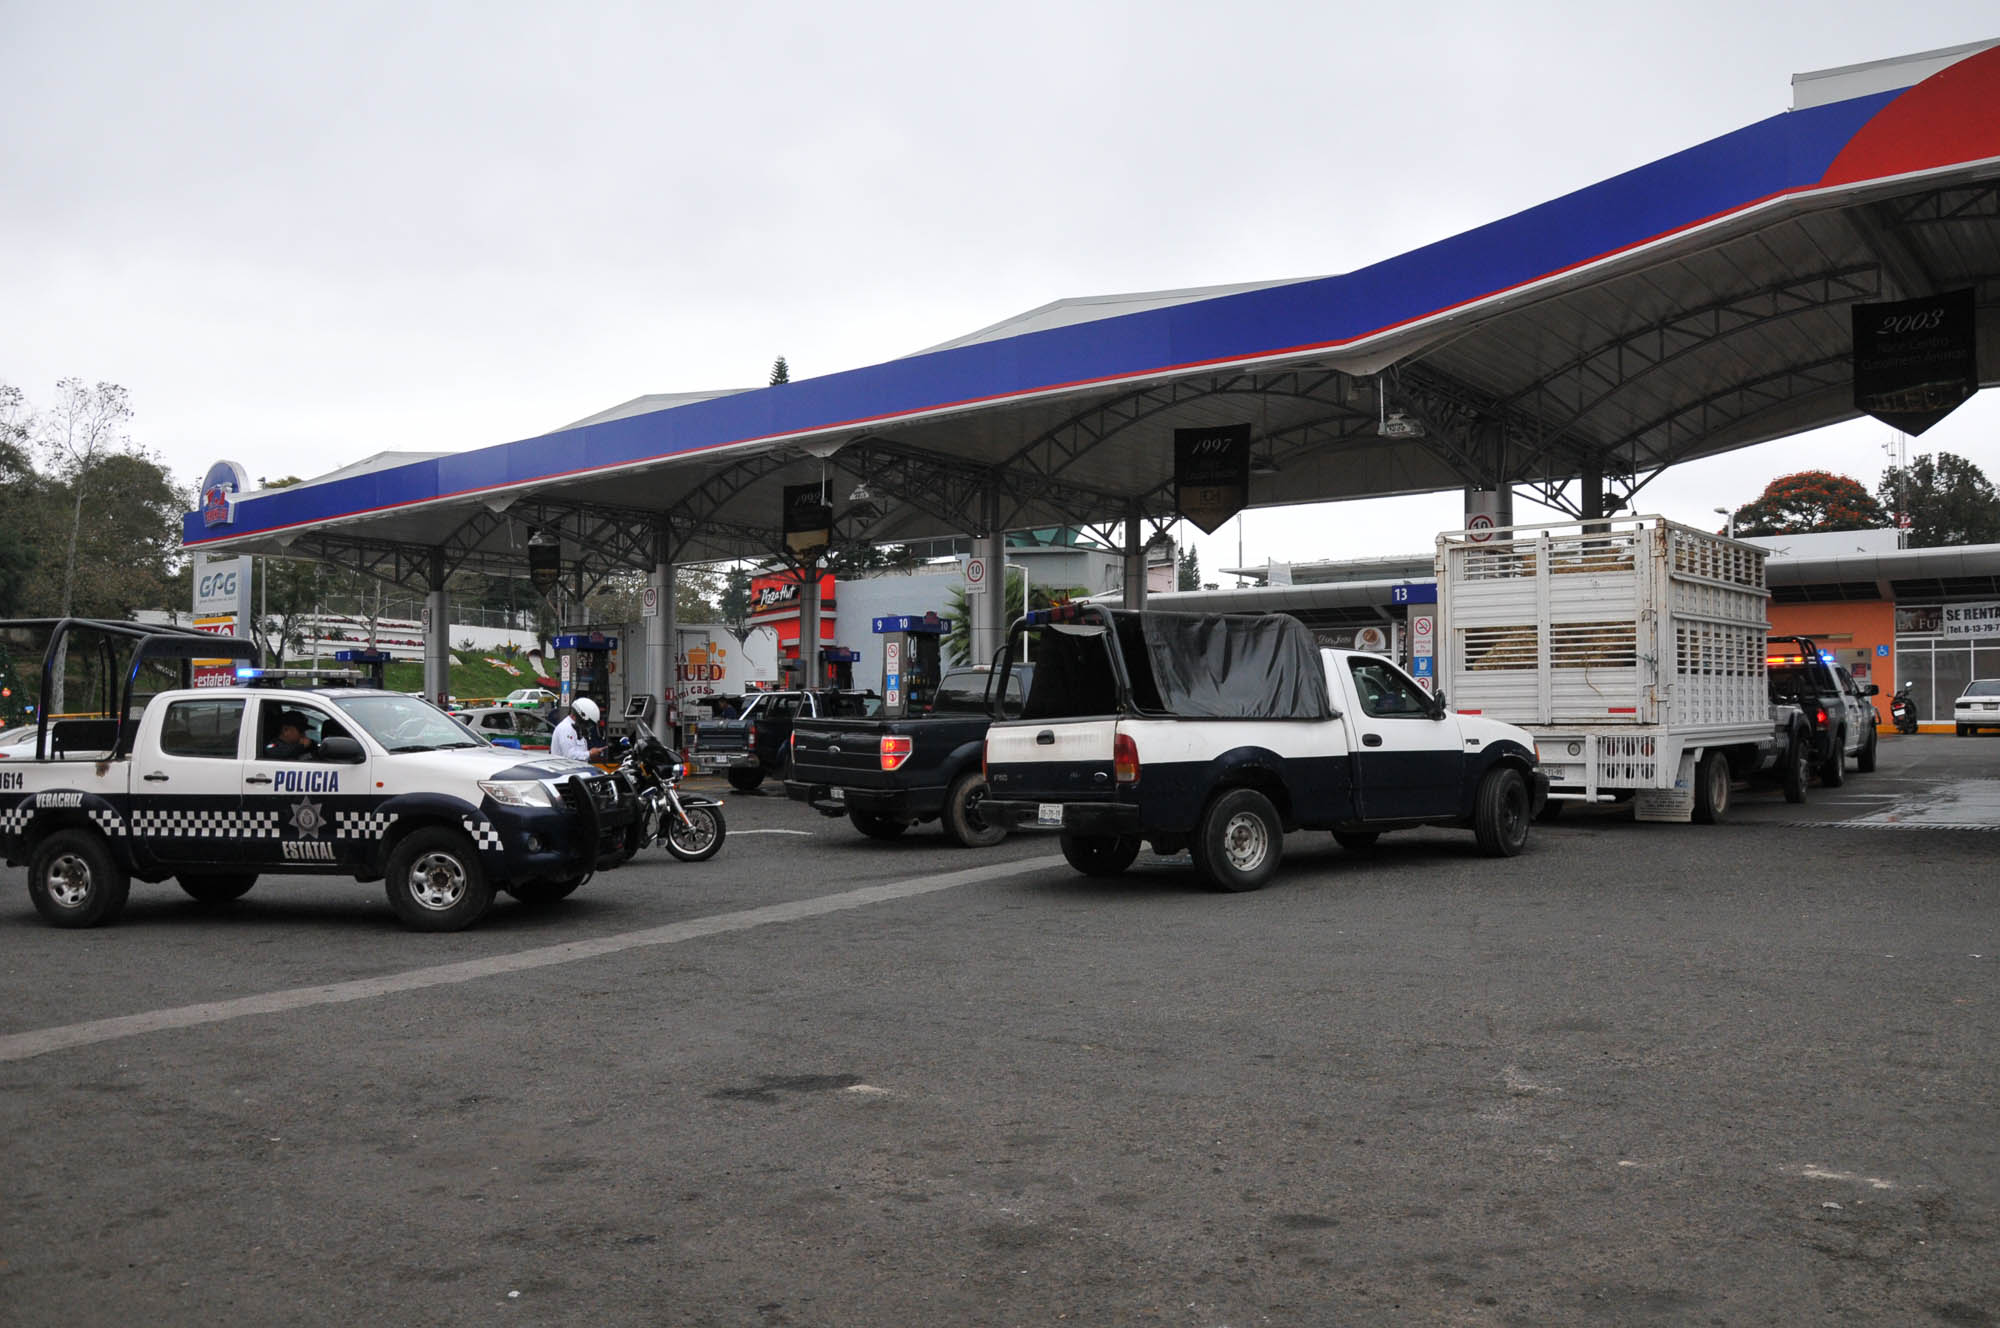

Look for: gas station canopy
[186,40,2000,587]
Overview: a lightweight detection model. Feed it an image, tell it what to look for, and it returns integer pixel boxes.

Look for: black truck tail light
[881,736,913,771]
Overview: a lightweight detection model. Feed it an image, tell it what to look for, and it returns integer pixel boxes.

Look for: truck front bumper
[983,798,1140,836]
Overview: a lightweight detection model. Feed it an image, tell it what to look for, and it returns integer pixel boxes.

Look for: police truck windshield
[332,695,482,753]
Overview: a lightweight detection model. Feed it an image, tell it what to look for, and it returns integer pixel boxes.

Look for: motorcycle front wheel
[664,803,726,862]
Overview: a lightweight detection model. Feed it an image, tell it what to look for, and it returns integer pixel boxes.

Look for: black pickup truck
[690,689,878,792]
[784,665,1032,846]
[1767,634,1875,786]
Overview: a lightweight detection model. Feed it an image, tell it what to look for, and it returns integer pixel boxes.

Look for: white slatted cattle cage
[1437,517,1778,814]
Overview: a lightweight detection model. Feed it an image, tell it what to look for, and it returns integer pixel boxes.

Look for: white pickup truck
[981,606,1548,891]
[0,619,636,931]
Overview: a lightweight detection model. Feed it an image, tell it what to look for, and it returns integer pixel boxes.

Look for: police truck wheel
[1191,788,1282,892]
[505,875,585,906]
[1472,767,1531,857]
[1781,733,1810,804]
[849,811,909,840]
[941,773,1006,848]
[383,827,494,931]
[1060,833,1142,877]
[177,874,258,905]
[28,829,131,929]
[727,766,765,793]
[1857,724,1878,773]
[1820,729,1846,787]
[1691,750,1731,825]
[664,804,726,861]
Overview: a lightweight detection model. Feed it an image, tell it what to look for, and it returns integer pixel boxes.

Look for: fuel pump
[333,649,393,690]
[821,646,859,690]
[553,632,618,719]
[871,613,949,718]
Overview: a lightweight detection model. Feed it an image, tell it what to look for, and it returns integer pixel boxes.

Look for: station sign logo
[1853,288,1977,436]
[199,460,250,528]
[1174,424,1251,535]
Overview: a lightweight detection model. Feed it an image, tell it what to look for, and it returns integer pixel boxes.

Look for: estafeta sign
[1941,600,2000,638]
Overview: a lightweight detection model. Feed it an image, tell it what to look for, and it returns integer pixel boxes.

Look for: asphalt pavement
[2,735,1996,1326]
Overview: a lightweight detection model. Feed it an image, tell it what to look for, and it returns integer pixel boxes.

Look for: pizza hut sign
[752,583,800,613]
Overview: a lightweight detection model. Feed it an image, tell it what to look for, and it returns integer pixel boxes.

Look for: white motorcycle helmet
[571,697,601,723]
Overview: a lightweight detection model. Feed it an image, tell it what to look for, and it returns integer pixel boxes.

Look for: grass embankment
[284,652,553,705]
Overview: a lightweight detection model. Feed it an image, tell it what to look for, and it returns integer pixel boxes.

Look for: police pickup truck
[981,606,1548,892]
[0,619,634,931]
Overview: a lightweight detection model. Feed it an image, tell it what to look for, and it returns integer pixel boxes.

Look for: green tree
[942,570,1087,666]
[1177,544,1201,591]
[823,543,918,576]
[1878,452,2000,547]
[36,378,137,620]
[0,386,41,616]
[1730,471,1888,536]
[719,567,752,636]
[769,356,790,386]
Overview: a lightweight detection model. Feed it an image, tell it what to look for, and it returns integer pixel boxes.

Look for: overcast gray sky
[4,0,1997,577]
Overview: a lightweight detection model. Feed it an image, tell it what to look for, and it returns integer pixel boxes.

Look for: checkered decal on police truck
[0,803,126,837]
[334,810,397,839]
[462,817,503,850]
[127,808,282,839]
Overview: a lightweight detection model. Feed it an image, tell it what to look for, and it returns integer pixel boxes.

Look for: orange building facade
[1766,601,1896,726]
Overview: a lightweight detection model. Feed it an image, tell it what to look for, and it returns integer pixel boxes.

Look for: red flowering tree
[1728,471,1888,536]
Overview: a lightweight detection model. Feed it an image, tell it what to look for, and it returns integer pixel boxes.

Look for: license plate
[1037,803,1064,827]
[829,787,844,801]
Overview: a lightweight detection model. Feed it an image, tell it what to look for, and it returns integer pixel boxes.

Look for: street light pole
[1713,506,1737,539]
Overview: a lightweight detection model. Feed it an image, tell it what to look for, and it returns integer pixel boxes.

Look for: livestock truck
[1435,516,1812,823]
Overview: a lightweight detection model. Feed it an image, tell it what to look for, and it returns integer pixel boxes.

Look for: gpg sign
[194,555,254,620]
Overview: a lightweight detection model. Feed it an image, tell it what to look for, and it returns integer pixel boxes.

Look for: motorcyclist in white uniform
[550,697,607,762]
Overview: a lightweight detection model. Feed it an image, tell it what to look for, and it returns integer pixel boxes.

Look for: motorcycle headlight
[670,762,686,780]
[479,779,555,809]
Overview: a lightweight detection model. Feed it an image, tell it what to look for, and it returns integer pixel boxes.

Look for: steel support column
[1122,505,1147,610]
[423,551,450,706]
[647,524,675,731]
[797,562,820,687]
[971,489,1006,667]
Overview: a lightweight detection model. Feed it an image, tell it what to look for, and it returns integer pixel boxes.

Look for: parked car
[1768,637,1873,781]
[502,687,559,710]
[451,705,555,751]
[1956,679,2000,735]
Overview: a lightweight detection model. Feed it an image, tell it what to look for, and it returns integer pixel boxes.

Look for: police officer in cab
[264,711,317,761]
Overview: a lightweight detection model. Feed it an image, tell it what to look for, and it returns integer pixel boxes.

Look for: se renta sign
[1940,600,2000,638]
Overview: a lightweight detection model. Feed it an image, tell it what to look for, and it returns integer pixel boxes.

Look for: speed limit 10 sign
[963,556,989,595]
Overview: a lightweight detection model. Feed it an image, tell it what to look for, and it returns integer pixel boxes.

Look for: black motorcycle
[614,719,727,862]
[1890,686,1918,735]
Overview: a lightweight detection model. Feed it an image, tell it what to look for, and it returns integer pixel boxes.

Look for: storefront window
[1893,622,2000,721]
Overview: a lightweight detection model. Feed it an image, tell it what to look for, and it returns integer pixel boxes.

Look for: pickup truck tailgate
[984,719,1119,800]
[790,722,892,782]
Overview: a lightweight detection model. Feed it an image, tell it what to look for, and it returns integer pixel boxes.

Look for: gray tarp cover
[1130,611,1330,719]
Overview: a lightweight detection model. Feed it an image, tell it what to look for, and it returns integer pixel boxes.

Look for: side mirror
[1431,689,1449,718]
[1864,684,1880,696]
[318,736,367,763]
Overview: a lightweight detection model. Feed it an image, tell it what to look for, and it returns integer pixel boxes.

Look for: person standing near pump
[551,697,608,762]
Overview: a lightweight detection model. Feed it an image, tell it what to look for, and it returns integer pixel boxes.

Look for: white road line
[0,854,1064,1064]
[732,828,815,836]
